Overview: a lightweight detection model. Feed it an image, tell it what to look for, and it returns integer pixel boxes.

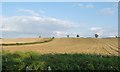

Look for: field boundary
[0,37,54,46]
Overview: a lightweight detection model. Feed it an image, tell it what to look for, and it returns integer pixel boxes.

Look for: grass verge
[1,51,120,71]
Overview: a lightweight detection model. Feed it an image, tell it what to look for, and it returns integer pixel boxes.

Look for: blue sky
[1,2,118,38]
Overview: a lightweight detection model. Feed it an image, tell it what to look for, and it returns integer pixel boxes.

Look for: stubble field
[1,38,119,56]
[1,38,120,71]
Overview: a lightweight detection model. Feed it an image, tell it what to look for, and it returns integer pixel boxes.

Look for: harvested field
[0,38,50,44]
[1,38,119,56]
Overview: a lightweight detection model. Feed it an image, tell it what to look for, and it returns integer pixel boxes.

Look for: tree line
[38,34,118,38]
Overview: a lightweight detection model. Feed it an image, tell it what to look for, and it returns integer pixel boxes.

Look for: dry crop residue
[2,38,119,56]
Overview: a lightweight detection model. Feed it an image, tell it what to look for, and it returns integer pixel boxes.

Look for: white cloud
[90,27,118,37]
[100,8,114,15]
[113,3,118,8]
[99,31,118,37]
[90,27,103,35]
[78,3,84,8]
[1,15,75,37]
[78,3,94,9]
[1,9,78,38]
[86,4,94,8]
[53,31,68,37]
[106,32,118,37]
[39,10,45,14]
[18,9,43,16]
[0,16,2,28]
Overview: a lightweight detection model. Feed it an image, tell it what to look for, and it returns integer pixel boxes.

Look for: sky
[0,2,118,38]
[2,0,119,2]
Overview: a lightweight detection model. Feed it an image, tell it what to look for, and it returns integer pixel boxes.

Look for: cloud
[78,3,94,9]
[86,4,94,8]
[18,9,45,16]
[105,32,118,37]
[100,8,114,15]
[39,10,45,14]
[113,3,118,8]
[1,9,77,38]
[90,27,103,35]
[1,15,75,38]
[78,3,84,8]
[53,31,68,37]
[90,27,118,37]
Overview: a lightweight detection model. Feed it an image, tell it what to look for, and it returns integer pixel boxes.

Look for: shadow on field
[2,51,120,72]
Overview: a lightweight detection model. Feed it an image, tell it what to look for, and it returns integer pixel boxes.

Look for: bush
[95,34,99,38]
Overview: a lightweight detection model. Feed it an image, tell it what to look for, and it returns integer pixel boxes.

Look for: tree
[115,36,117,38]
[52,37,55,39]
[77,35,79,38]
[39,36,41,38]
[95,34,99,38]
[67,35,69,38]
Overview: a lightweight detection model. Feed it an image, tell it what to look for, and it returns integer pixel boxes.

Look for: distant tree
[67,35,69,38]
[39,36,41,38]
[115,36,117,38]
[52,37,55,39]
[95,34,99,38]
[77,35,79,38]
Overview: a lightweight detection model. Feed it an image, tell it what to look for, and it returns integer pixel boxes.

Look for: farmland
[1,38,119,56]
[1,38,120,71]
